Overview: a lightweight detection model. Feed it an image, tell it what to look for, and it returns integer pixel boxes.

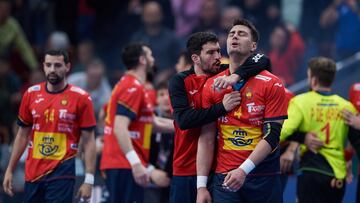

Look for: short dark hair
[122,42,148,70]
[308,57,336,87]
[44,50,70,64]
[186,32,219,56]
[232,18,259,43]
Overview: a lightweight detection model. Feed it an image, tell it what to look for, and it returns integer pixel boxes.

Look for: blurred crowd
[1,0,360,202]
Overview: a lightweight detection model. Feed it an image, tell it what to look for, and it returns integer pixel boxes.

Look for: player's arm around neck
[114,115,149,186]
[196,122,217,203]
[3,126,31,196]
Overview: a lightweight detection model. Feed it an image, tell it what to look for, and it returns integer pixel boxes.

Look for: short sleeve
[264,79,288,121]
[18,91,32,126]
[280,99,303,141]
[116,85,144,118]
[78,95,97,128]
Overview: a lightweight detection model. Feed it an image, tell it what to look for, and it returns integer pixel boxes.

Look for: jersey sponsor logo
[274,83,283,87]
[246,102,265,115]
[129,131,140,139]
[104,126,112,135]
[255,74,272,82]
[139,116,154,123]
[219,116,229,123]
[35,98,44,104]
[70,143,78,150]
[28,85,41,92]
[59,109,76,121]
[31,109,40,118]
[33,132,66,160]
[252,53,264,63]
[248,117,264,126]
[127,87,137,93]
[70,86,86,95]
[220,125,261,150]
[58,123,73,133]
[32,123,40,130]
[189,90,198,95]
[230,128,252,146]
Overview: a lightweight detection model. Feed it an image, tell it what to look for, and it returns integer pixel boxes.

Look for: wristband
[146,164,155,175]
[197,176,208,189]
[126,150,141,166]
[84,173,94,185]
[239,159,255,175]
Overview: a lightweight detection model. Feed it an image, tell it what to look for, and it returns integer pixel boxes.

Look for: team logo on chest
[61,99,68,106]
[245,87,253,100]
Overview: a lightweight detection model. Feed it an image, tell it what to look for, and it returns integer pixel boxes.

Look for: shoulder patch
[28,85,41,93]
[70,86,86,95]
[255,74,272,82]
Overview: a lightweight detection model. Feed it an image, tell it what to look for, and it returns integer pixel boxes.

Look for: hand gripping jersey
[281,91,357,179]
[18,83,96,182]
[169,69,208,176]
[202,69,287,174]
[100,74,154,170]
[349,82,360,112]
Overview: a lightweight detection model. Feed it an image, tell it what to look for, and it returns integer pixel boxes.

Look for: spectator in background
[171,0,204,38]
[0,57,22,142]
[175,51,192,73]
[46,31,71,51]
[229,0,281,50]
[268,23,305,85]
[72,41,95,73]
[0,0,38,71]
[320,0,360,60]
[300,0,336,58]
[68,58,111,118]
[132,1,182,72]
[192,0,221,34]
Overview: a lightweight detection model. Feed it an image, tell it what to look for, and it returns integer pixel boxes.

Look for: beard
[200,59,221,75]
[46,73,63,85]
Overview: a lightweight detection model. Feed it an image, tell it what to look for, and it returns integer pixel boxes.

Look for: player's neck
[46,80,67,93]
[194,65,208,76]
[312,86,331,92]
[229,54,249,74]
[127,69,146,84]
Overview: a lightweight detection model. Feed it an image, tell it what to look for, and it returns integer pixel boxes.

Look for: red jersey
[349,82,360,112]
[202,69,287,174]
[170,69,208,176]
[18,83,96,182]
[100,74,154,170]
